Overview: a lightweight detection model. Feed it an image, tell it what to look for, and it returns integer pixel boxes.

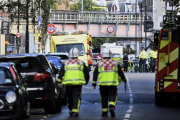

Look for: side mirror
[50,62,59,75]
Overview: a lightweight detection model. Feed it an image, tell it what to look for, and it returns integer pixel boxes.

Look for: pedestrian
[57,47,90,117]
[151,47,157,72]
[92,48,127,117]
[149,47,154,72]
[139,47,148,72]
[123,52,129,72]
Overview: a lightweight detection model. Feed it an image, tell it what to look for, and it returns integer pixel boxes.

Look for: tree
[70,0,98,11]
[164,0,180,7]
[0,0,60,47]
[92,37,117,49]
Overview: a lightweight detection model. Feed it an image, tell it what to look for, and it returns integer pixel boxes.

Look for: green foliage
[123,48,135,55]
[0,0,60,44]
[70,0,98,11]
[92,37,117,48]
[164,0,180,7]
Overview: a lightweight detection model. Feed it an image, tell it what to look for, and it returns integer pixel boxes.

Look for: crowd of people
[122,47,157,73]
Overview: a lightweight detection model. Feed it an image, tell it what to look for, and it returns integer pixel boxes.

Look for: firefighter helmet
[102,48,112,58]
[69,48,79,58]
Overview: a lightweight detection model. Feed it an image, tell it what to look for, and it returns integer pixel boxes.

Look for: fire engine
[154,10,180,106]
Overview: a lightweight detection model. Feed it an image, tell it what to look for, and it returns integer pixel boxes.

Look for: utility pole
[135,0,137,58]
[25,0,29,53]
[17,0,20,53]
[81,0,83,12]
[145,0,147,48]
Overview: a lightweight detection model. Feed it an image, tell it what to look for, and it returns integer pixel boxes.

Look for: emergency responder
[123,52,129,72]
[151,47,157,72]
[57,47,90,117]
[139,47,148,72]
[149,47,154,72]
[92,48,126,117]
[128,60,134,73]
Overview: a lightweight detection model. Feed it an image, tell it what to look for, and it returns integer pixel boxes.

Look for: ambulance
[50,31,93,69]
[154,10,180,106]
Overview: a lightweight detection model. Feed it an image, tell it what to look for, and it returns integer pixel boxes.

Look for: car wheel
[44,89,56,114]
[56,88,62,113]
[155,92,163,106]
[24,101,31,118]
[16,105,24,120]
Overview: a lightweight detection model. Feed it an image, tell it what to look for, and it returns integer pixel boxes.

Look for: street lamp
[25,0,29,53]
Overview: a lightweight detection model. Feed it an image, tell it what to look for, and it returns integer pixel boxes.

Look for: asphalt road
[27,72,180,120]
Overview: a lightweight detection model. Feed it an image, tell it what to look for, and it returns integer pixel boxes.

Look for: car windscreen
[47,57,62,69]
[56,43,85,54]
[0,67,14,86]
[0,58,40,72]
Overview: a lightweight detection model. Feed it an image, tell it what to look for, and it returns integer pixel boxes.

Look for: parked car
[46,56,67,105]
[0,62,30,120]
[0,54,62,114]
[46,56,63,71]
[45,53,68,62]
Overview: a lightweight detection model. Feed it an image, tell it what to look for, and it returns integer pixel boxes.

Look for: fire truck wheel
[155,92,163,106]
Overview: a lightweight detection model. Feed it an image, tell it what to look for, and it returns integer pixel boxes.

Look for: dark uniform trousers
[152,58,157,72]
[99,86,117,110]
[66,85,82,113]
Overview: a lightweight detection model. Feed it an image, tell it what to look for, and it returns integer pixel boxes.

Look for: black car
[46,56,67,105]
[45,53,68,63]
[46,56,63,71]
[0,62,30,120]
[0,54,62,114]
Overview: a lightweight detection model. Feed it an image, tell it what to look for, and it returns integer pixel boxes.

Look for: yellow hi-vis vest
[152,51,157,58]
[139,51,148,59]
[63,59,86,85]
[149,49,154,57]
[98,59,122,86]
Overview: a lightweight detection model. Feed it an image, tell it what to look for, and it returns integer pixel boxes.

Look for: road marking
[124,77,134,120]
[127,109,132,113]
[125,114,131,118]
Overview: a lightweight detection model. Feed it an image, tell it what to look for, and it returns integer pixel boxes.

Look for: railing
[50,10,153,24]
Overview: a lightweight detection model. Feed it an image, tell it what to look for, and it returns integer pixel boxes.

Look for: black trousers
[66,85,82,113]
[99,86,118,112]
[152,58,157,72]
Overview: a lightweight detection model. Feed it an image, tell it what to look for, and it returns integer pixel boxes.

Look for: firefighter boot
[69,112,73,117]
[74,113,79,117]
[109,107,115,117]
[101,112,108,117]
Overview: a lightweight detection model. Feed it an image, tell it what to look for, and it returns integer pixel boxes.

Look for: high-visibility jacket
[149,49,154,57]
[97,59,122,86]
[63,59,86,85]
[152,50,157,58]
[139,50,148,59]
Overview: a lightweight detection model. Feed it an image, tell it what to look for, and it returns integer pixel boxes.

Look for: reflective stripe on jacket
[139,51,148,59]
[98,59,122,86]
[63,59,86,85]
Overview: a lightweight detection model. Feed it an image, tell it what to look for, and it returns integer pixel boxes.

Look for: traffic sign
[16,32,21,38]
[107,26,114,33]
[47,24,57,34]
[38,16,42,28]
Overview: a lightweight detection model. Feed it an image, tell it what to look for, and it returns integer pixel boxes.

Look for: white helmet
[102,48,112,58]
[69,48,79,58]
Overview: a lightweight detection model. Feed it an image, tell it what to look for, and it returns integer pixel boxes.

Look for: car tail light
[159,78,164,91]
[34,73,50,82]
